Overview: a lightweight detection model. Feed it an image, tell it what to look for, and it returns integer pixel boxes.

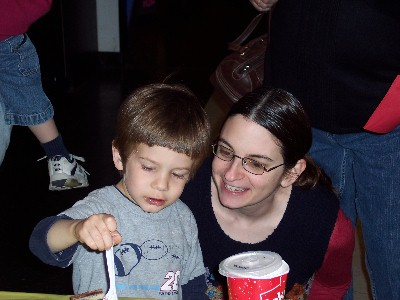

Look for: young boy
[29,83,211,299]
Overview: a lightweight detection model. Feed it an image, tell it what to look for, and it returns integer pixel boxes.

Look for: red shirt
[308,210,355,299]
[0,0,52,41]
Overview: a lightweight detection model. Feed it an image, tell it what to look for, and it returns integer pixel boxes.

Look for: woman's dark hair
[227,87,334,192]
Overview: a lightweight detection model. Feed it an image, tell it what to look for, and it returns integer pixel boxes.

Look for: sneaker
[47,154,89,191]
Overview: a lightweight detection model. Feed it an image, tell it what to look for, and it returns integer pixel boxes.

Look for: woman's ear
[280,158,306,188]
[112,144,124,171]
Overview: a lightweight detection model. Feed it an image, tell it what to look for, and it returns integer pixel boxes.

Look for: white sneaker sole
[49,174,89,191]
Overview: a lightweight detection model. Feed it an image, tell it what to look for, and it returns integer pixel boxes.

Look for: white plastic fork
[104,247,118,300]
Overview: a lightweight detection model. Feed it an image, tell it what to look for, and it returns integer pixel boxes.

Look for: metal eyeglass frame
[211,144,285,175]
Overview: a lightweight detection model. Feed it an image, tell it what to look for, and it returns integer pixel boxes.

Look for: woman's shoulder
[288,185,340,226]
[293,184,339,209]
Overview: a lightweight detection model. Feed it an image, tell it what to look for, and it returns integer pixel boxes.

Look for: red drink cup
[219,251,289,300]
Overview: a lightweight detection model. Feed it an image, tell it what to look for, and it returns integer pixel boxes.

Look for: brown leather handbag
[210,12,271,103]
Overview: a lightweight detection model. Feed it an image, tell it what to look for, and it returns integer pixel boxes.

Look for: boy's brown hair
[113,83,210,178]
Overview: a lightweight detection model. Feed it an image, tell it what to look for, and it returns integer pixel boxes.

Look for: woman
[180,87,354,299]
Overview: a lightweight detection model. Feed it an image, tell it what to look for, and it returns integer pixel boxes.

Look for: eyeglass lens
[212,144,266,175]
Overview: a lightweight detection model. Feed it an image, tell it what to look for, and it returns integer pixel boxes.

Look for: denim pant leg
[0,34,54,126]
[309,127,400,300]
[353,127,400,299]
[0,101,12,165]
[309,129,357,224]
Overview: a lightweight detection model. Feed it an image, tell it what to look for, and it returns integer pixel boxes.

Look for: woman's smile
[224,182,246,193]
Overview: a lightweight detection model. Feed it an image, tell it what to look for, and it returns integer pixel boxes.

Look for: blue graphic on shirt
[114,239,169,276]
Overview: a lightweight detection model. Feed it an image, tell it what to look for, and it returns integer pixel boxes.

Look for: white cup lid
[219,251,289,279]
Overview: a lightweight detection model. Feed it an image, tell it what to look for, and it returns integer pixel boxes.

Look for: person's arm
[29,215,79,267]
[182,275,209,299]
[29,213,122,264]
[307,209,355,299]
[46,213,121,253]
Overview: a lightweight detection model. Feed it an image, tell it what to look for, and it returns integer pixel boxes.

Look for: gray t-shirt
[59,185,205,299]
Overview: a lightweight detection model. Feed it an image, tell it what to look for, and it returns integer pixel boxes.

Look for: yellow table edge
[0,291,154,300]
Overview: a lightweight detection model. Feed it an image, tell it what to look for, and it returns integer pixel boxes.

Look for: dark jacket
[264,0,400,133]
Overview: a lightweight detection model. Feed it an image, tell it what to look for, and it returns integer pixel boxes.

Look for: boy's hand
[73,214,122,251]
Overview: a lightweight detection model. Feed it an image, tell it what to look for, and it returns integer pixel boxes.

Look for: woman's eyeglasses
[211,144,284,175]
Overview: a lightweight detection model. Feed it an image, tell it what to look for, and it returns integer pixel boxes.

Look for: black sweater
[180,157,339,297]
[264,0,400,133]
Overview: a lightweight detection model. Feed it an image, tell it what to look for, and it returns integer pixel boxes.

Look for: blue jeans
[309,127,400,300]
[0,101,12,165]
[0,34,53,126]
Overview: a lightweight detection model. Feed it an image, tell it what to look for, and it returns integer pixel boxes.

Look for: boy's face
[113,143,193,213]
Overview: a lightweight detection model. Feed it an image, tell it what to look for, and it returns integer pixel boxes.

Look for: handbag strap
[228,11,272,51]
